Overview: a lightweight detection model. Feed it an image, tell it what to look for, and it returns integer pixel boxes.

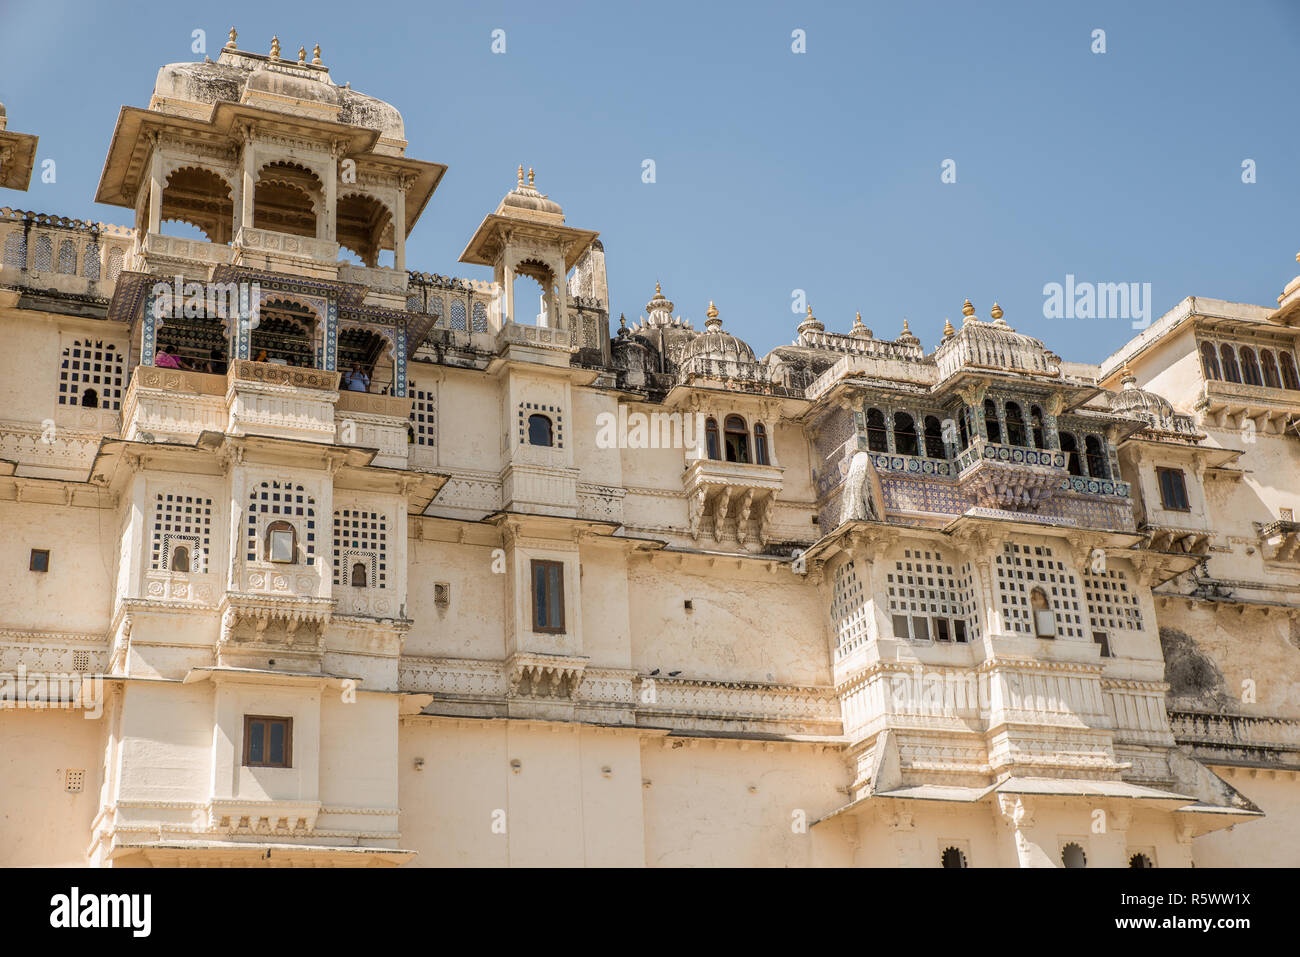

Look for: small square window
[243,715,293,768]
[29,549,50,573]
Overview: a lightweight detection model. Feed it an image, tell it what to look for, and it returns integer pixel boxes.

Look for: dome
[150,47,405,141]
[495,166,564,220]
[934,302,1060,379]
[1109,369,1174,421]
[679,303,756,364]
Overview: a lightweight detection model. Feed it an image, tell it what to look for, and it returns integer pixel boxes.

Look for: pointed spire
[297,45,307,64]
[527,167,535,188]
[850,311,871,338]
[705,301,722,331]
[942,317,955,338]
[516,164,525,189]
[270,35,280,60]
[226,27,237,49]
[312,44,322,65]
[990,302,1004,321]
[897,318,919,344]
[798,304,824,336]
[961,299,976,322]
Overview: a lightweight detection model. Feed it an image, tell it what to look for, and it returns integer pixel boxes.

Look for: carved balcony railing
[226,359,340,443]
[1258,519,1300,563]
[337,262,408,298]
[233,226,339,278]
[684,458,784,544]
[954,439,1068,511]
[137,231,236,276]
[1196,379,1300,434]
[335,390,412,469]
[122,365,227,442]
[0,207,135,298]
[1169,708,1300,770]
[865,450,955,478]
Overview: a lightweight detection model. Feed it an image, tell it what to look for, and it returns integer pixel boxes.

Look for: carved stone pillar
[147,132,163,235]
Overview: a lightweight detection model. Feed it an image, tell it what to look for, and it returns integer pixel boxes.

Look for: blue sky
[1,0,1296,362]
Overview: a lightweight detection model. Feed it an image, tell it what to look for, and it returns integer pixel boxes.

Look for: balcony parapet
[338,262,408,299]
[1169,708,1300,770]
[0,207,135,299]
[138,231,235,276]
[334,389,411,468]
[122,366,226,442]
[233,226,339,278]
[1258,519,1300,563]
[1196,379,1300,434]
[226,359,339,443]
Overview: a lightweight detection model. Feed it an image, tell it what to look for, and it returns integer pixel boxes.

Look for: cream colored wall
[1193,766,1300,866]
[627,558,829,686]
[0,708,105,866]
[398,718,646,866]
[0,500,115,635]
[403,537,507,659]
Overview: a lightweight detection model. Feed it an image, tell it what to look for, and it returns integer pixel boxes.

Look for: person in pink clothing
[154,342,183,369]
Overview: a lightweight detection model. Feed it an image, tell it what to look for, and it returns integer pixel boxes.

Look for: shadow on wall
[1160,626,1230,710]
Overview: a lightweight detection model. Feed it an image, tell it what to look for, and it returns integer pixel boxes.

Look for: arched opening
[1030,405,1045,449]
[958,408,970,449]
[171,545,190,573]
[1085,435,1108,479]
[1200,341,1221,379]
[80,388,99,409]
[941,847,968,868]
[1059,432,1082,476]
[252,300,318,367]
[1240,347,1262,386]
[336,192,394,267]
[160,166,235,244]
[923,415,946,459]
[1061,843,1087,868]
[350,561,367,588]
[253,161,321,239]
[1128,852,1154,868]
[1005,401,1027,447]
[56,240,77,275]
[753,422,770,466]
[1031,587,1056,638]
[1282,352,1300,391]
[724,415,750,463]
[512,259,558,328]
[893,412,919,456]
[1260,349,1281,388]
[528,413,553,447]
[1219,343,1241,383]
[705,417,720,459]
[866,408,888,452]
[983,399,1001,443]
[338,326,391,393]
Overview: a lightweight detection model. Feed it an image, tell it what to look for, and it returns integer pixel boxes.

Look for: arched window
[105,247,124,281]
[527,413,553,447]
[1085,435,1108,479]
[1240,347,1262,386]
[958,408,970,449]
[866,408,888,452]
[32,235,51,271]
[1200,341,1221,380]
[893,412,919,456]
[471,301,489,333]
[56,240,77,275]
[1281,352,1300,391]
[1005,401,1027,447]
[1061,843,1087,868]
[80,388,99,408]
[753,422,770,466]
[449,299,467,331]
[2,230,26,269]
[705,417,721,459]
[1059,432,1082,476]
[1031,587,1056,638]
[1260,349,1281,388]
[1128,852,1154,869]
[1030,405,1045,449]
[983,399,1001,443]
[923,415,946,459]
[724,415,750,463]
[82,239,100,279]
[351,562,367,588]
[264,520,297,564]
[1220,344,1241,383]
[171,545,190,573]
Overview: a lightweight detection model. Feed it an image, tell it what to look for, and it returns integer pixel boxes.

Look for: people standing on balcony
[255,349,269,363]
[209,349,227,375]
[154,342,182,369]
[344,362,370,392]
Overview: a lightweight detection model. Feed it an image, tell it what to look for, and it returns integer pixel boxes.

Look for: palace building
[0,36,1297,867]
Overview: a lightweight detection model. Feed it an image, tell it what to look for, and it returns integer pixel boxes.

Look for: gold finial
[961,298,975,317]
[517,164,524,188]
[855,311,862,323]
[990,302,1004,320]
[807,305,814,318]
[655,280,662,294]
[527,167,535,187]
[901,318,912,337]
[619,313,627,329]
[943,317,955,337]
[312,44,322,65]
[226,27,237,49]
[270,36,280,59]
[298,46,307,64]
[706,301,718,318]
[1295,250,1299,264]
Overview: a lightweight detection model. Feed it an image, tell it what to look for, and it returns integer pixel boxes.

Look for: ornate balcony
[226,359,340,443]
[122,366,227,442]
[955,440,1068,511]
[1258,519,1300,563]
[684,458,784,544]
[334,390,412,469]
[138,231,235,277]
[1195,379,1300,434]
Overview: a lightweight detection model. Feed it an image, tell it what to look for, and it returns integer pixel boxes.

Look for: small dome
[1109,370,1174,421]
[679,327,756,364]
[500,166,563,217]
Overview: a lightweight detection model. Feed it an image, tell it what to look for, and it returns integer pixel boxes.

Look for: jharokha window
[243,716,292,768]
[265,520,297,563]
[527,414,553,447]
[753,422,770,466]
[723,415,750,463]
[705,417,721,459]
[531,559,565,633]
